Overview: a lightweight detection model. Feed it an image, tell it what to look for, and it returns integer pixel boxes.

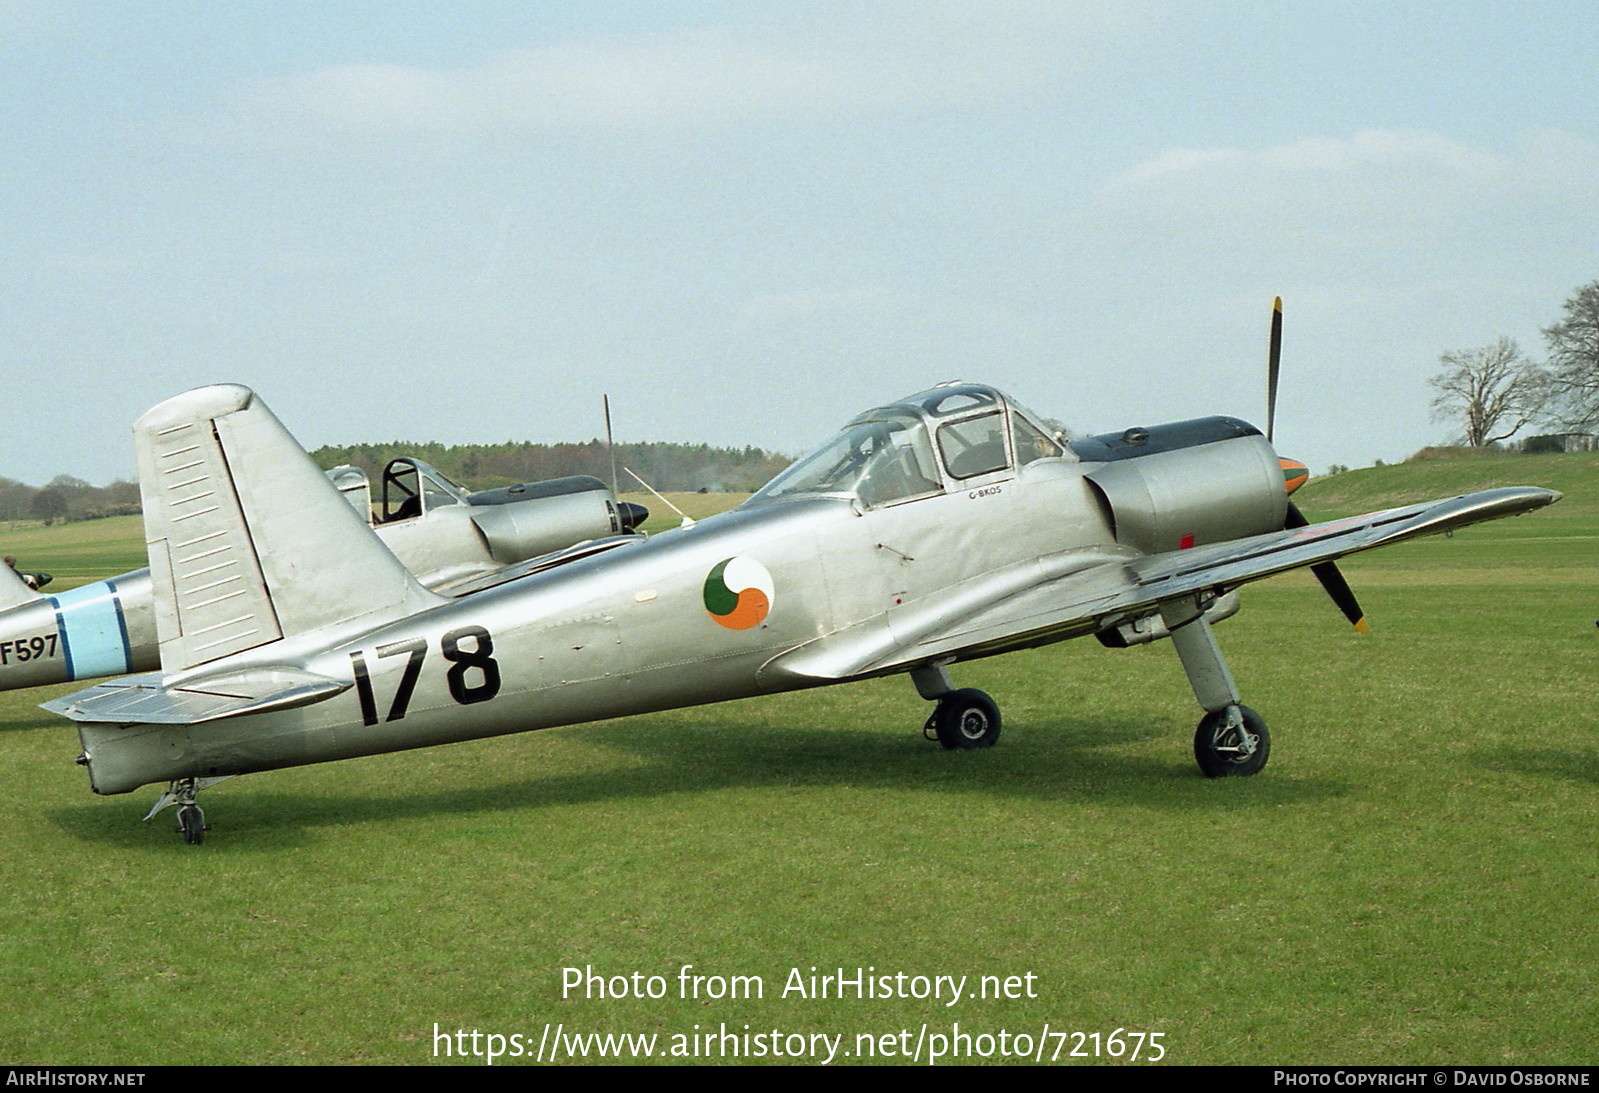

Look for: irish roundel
[703,557,774,630]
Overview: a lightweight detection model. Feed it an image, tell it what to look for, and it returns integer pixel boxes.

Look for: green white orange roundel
[703,557,774,630]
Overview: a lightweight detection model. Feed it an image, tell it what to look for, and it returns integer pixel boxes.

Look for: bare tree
[1543,280,1599,432]
[1429,337,1549,447]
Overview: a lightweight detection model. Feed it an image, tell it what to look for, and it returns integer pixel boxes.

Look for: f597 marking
[0,634,58,666]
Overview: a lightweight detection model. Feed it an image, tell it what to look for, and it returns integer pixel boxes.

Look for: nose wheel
[1194,704,1269,777]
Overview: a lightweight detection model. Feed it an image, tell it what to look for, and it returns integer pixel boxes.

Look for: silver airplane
[46,379,1559,843]
[0,440,645,693]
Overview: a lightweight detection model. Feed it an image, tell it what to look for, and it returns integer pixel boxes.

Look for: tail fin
[135,384,441,672]
[0,564,43,612]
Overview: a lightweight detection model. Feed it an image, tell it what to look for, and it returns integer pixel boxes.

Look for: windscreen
[749,410,941,508]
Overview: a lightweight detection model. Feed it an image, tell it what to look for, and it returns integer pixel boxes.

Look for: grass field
[0,455,1593,1065]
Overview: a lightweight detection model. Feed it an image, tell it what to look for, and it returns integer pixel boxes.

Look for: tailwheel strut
[145,777,213,845]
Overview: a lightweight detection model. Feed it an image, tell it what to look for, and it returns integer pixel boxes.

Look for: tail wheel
[176,805,208,845]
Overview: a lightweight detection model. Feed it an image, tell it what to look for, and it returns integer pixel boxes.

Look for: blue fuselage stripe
[48,579,132,681]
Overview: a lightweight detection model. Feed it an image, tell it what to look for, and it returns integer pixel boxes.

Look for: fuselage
[2,572,158,690]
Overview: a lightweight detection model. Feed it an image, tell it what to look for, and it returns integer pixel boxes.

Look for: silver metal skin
[45,382,1561,831]
[0,446,635,695]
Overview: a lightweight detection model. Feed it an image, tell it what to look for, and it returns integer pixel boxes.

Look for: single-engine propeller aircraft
[0,455,645,694]
[47,354,1559,843]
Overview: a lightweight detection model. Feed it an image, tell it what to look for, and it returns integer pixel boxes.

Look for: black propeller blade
[1284,501,1371,633]
[1270,298,1369,633]
[1267,296,1282,444]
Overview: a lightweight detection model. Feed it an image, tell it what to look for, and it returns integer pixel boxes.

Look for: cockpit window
[748,410,941,508]
[1012,413,1063,466]
[937,412,1010,480]
[380,458,469,522]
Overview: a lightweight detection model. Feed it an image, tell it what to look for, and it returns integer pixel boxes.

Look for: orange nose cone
[1280,458,1309,495]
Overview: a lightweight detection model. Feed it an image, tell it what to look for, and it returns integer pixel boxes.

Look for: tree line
[0,476,140,525]
[1429,280,1599,450]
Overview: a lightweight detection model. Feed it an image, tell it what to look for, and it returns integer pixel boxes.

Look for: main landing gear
[907,596,1273,778]
[924,688,1002,750]
[1193,704,1269,777]
[912,664,1000,750]
[1161,597,1270,778]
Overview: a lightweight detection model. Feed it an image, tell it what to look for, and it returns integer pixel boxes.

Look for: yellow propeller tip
[1353,618,1371,635]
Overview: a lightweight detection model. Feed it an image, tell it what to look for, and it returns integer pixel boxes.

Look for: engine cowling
[1075,417,1287,555]
[467,476,647,563]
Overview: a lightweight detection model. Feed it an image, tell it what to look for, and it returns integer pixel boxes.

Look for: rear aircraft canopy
[748,383,1069,510]
[378,458,469,523]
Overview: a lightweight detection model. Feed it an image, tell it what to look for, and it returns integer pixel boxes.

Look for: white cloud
[1105,128,1599,226]
[228,6,1145,136]
[1126,132,1467,191]
[242,31,863,132]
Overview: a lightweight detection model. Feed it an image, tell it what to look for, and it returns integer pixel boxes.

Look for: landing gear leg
[912,662,1002,750]
[1160,598,1269,777]
[145,778,211,845]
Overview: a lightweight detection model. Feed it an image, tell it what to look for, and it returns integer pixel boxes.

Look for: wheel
[177,805,206,845]
[932,689,1002,750]
[1193,705,1269,777]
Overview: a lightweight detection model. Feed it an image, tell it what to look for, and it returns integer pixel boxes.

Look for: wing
[1121,486,1557,600]
[764,486,1560,684]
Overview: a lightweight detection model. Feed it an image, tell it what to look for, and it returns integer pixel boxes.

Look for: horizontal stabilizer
[42,666,350,725]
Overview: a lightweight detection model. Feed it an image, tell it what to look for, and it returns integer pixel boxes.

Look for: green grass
[0,456,1593,1065]
[619,490,752,534]
[0,515,148,588]
[1300,450,1595,522]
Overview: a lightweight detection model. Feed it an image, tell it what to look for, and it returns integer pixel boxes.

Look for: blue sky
[4,1,1596,485]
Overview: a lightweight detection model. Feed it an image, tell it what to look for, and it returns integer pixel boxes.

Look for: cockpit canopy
[379,458,470,523]
[748,383,1067,509]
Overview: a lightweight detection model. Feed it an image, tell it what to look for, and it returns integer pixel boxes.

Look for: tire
[177,806,205,845]
[1194,705,1269,777]
[933,689,1002,750]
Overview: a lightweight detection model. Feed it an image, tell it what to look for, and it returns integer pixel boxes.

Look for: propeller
[1269,297,1370,634]
[1267,297,1282,445]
